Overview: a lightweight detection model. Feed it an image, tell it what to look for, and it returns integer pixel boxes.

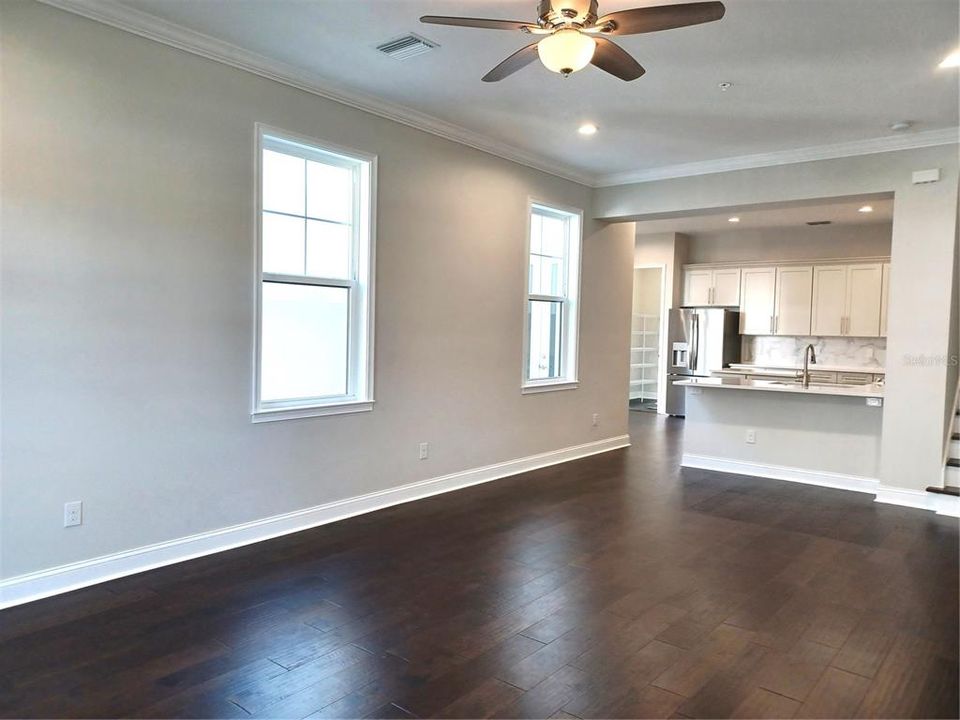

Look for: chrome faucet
[801,343,818,389]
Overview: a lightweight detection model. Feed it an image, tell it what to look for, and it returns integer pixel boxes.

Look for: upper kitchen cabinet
[811,263,883,337]
[712,268,742,306]
[739,267,777,335]
[811,265,847,335]
[682,269,713,306]
[682,268,741,307]
[880,262,890,337]
[774,266,813,336]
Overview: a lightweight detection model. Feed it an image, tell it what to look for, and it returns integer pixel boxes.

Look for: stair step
[950,439,960,458]
[949,458,960,468]
[928,485,960,497]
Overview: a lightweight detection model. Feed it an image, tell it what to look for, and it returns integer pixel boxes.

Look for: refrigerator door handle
[690,313,699,373]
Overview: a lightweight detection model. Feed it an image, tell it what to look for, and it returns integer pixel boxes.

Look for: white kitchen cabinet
[682,269,713,306]
[682,268,741,306]
[712,268,742,306]
[846,264,883,336]
[811,263,883,337]
[811,265,847,336]
[774,266,813,336]
[739,267,777,335]
[880,262,890,337]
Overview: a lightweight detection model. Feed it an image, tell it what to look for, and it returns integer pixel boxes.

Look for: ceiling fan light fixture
[537,29,596,76]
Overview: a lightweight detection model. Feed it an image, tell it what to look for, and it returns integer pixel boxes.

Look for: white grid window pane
[540,215,566,257]
[262,212,306,275]
[306,221,351,280]
[529,254,564,296]
[528,300,563,380]
[307,161,353,224]
[263,150,305,216]
[261,282,349,402]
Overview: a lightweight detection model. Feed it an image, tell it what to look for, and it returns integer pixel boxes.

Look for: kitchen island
[675,376,884,491]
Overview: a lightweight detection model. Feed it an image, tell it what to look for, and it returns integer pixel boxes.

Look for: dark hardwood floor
[2,413,958,719]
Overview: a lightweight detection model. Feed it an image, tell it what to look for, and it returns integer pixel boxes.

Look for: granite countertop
[727,362,885,374]
[674,376,884,399]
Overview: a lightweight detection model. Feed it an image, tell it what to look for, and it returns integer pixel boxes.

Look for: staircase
[930,408,960,497]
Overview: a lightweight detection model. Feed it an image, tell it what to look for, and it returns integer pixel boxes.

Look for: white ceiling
[634,197,893,234]
[110,0,959,181]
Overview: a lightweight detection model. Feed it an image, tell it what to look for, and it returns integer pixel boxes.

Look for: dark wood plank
[797,667,871,718]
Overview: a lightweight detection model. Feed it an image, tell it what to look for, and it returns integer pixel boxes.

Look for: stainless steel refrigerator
[665,308,741,416]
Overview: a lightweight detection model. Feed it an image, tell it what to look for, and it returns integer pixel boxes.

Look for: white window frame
[252,124,376,423]
[522,199,582,394]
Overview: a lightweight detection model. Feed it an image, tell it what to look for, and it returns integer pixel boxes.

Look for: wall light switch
[866,397,883,407]
[592,413,600,427]
[745,429,757,444]
[418,442,429,460]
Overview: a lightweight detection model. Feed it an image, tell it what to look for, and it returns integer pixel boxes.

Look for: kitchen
[630,196,958,499]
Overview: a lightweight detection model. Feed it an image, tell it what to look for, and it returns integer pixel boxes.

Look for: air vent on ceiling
[806,221,833,226]
[377,33,438,60]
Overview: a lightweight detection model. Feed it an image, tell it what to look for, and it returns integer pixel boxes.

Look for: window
[253,127,375,422]
[523,201,582,392]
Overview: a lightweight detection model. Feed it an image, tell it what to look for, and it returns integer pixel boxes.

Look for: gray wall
[686,223,892,264]
[0,3,634,579]
[597,145,960,492]
[684,390,883,479]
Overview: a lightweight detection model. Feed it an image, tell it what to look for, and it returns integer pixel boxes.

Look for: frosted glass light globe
[538,29,596,76]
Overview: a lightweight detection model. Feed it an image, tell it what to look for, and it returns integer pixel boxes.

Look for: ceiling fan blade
[590,37,646,81]
[482,43,540,82]
[594,1,725,35]
[420,16,536,32]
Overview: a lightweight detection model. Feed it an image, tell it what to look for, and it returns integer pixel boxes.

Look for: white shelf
[631,311,660,403]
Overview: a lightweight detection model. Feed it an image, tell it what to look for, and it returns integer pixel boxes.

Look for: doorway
[630,266,665,413]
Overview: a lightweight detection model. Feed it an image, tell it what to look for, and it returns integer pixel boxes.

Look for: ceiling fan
[420,0,725,82]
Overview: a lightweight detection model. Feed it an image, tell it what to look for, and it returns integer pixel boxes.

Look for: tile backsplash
[743,336,886,369]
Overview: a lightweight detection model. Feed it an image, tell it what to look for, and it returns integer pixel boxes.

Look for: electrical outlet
[592,413,600,427]
[64,501,82,527]
[745,429,757,445]
[418,442,429,460]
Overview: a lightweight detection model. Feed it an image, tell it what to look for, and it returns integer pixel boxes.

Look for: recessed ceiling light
[578,123,598,136]
[858,205,874,213]
[939,50,960,68]
[728,217,740,223]
[718,81,733,91]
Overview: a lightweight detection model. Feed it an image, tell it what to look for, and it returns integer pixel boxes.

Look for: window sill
[521,380,579,395]
[251,400,374,423]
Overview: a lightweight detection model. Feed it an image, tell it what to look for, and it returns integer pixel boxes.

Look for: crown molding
[37,0,599,187]
[595,127,960,187]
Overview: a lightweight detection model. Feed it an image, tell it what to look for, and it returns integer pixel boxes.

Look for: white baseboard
[874,485,960,517]
[681,454,880,494]
[682,454,960,517]
[0,435,630,609]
